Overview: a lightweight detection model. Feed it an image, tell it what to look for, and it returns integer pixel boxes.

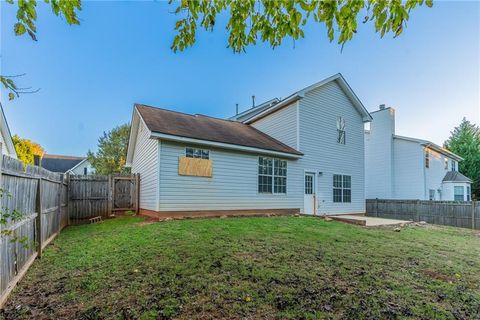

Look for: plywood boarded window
[178,156,212,177]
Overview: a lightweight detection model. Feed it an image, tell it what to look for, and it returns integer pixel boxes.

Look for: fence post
[66,173,71,226]
[108,175,113,217]
[415,200,420,222]
[57,174,63,232]
[472,201,476,230]
[35,177,43,258]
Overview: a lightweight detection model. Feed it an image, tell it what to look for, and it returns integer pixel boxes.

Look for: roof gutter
[423,143,464,162]
[149,131,303,159]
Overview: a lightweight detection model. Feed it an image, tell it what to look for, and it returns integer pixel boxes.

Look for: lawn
[1,216,479,319]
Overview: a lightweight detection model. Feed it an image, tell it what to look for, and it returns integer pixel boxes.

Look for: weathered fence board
[366,199,479,230]
[0,154,66,307]
[0,152,139,307]
[68,174,139,221]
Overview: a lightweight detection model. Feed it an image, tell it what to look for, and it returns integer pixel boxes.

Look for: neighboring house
[126,73,372,216]
[41,154,95,175]
[365,105,472,201]
[0,103,18,158]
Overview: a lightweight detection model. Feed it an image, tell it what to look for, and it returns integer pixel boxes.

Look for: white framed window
[467,186,471,201]
[425,150,430,168]
[333,174,351,203]
[337,117,346,144]
[454,186,464,201]
[429,189,435,201]
[451,160,456,171]
[186,147,209,159]
[258,157,287,194]
[444,158,448,170]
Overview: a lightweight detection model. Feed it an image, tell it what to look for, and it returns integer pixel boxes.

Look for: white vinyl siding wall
[251,103,299,149]
[158,140,302,211]
[297,81,366,214]
[392,139,425,199]
[131,120,159,211]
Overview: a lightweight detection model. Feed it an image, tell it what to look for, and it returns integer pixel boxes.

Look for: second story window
[425,150,430,168]
[451,160,456,171]
[186,147,209,159]
[337,117,346,144]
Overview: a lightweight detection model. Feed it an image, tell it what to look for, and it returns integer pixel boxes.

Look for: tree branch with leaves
[170,0,433,53]
[2,0,81,100]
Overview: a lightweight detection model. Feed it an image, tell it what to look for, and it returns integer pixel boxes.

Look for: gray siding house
[126,74,372,216]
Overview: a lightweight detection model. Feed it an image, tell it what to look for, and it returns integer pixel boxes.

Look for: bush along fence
[366,199,479,230]
[0,153,139,308]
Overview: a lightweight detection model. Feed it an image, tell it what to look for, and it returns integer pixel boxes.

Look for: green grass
[2,216,480,319]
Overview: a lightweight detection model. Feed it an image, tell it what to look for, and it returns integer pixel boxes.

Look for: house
[41,154,95,175]
[0,103,18,159]
[126,73,372,216]
[365,105,472,201]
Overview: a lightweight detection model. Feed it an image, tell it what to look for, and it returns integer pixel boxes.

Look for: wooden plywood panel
[178,156,212,177]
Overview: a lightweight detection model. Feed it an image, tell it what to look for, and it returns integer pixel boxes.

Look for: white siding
[365,108,395,198]
[70,160,95,175]
[251,103,298,149]
[392,138,424,199]
[0,129,15,158]
[297,81,366,215]
[158,141,303,211]
[131,120,159,211]
[425,148,451,200]
[442,182,471,201]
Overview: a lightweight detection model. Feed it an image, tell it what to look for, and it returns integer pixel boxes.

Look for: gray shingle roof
[442,171,472,183]
[136,104,303,156]
[41,154,85,173]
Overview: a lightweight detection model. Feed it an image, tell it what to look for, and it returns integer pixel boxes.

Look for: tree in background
[3,0,432,99]
[444,118,480,199]
[87,124,130,175]
[12,134,45,165]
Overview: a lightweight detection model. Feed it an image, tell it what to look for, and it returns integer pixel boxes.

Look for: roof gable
[243,73,372,124]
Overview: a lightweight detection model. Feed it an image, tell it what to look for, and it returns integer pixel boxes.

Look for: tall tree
[12,134,45,165]
[3,0,432,100]
[444,118,480,198]
[87,124,130,175]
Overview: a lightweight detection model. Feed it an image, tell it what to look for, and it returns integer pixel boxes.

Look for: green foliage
[170,0,433,53]
[444,118,480,198]
[2,0,81,100]
[87,124,131,175]
[0,189,30,247]
[12,134,45,166]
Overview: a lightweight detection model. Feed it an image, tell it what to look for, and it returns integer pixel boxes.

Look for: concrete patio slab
[328,215,411,227]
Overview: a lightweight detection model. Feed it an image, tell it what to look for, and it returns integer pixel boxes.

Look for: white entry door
[304,173,316,215]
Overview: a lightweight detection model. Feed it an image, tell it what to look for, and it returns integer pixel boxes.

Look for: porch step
[89,216,103,224]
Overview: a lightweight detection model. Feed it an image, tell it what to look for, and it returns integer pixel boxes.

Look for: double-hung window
[186,147,209,159]
[333,174,351,203]
[258,157,287,194]
[467,186,471,201]
[337,117,346,144]
[451,160,456,171]
[454,186,464,201]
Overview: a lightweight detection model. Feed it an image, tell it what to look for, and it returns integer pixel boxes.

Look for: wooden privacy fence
[69,174,139,222]
[0,154,68,307]
[0,151,139,308]
[366,199,480,229]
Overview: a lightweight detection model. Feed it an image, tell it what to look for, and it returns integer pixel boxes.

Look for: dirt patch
[421,269,455,283]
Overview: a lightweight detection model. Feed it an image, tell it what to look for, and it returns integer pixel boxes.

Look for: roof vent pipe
[379,104,386,110]
[235,103,239,115]
[252,95,255,108]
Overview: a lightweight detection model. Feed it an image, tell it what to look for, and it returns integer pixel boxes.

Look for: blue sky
[1,1,479,156]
